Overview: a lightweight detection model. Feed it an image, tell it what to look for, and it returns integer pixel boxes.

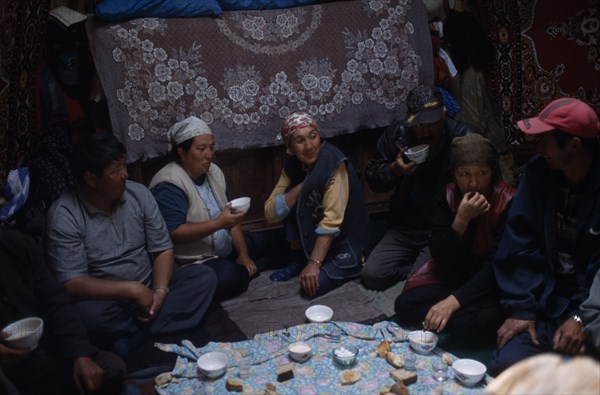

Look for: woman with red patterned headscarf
[264,112,370,297]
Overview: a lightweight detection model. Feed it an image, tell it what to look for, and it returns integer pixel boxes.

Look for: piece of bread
[341,370,361,385]
[376,340,391,358]
[262,382,281,395]
[389,382,410,395]
[386,352,405,368]
[226,377,244,392]
[380,386,391,395]
[441,352,453,365]
[276,363,295,382]
[390,369,418,385]
[154,372,172,387]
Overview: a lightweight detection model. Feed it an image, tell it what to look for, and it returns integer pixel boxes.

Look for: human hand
[391,146,418,176]
[423,295,461,332]
[236,254,257,276]
[217,203,246,229]
[138,289,167,324]
[553,317,586,355]
[73,356,103,394]
[131,283,154,323]
[497,318,538,349]
[456,192,490,223]
[300,261,321,297]
[0,334,30,367]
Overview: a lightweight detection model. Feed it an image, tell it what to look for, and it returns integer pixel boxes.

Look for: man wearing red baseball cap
[490,98,600,374]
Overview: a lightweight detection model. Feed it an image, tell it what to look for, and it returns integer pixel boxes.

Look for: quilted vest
[149,161,228,264]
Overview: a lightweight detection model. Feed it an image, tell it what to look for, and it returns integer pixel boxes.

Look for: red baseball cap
[517,98,600,139]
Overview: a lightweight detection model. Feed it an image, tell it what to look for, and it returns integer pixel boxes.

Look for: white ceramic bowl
[453,358,486,386]
[288,341,312,363]
[1,317,44,350]
[332,344,359,367]
[305,305,333,323]
[197,351,228,378]
[407,330,438,354]
[229,197,251,213]
[404,144,429,163]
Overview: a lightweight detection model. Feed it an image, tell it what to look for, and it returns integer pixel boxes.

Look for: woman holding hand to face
[264,112,369,297]
[395,134,515,344]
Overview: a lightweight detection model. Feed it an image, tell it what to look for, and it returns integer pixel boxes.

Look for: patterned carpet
[477,0,600,154]
[0,0,49,182]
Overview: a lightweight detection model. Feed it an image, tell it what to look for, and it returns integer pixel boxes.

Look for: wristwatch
[571,314,583,326]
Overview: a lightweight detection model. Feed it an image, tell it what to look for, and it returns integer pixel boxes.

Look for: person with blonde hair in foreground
[486,353,600,394]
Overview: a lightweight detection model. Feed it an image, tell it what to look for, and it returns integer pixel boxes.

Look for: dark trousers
[206,229,289,302]
[4,350,125,395]
[489,318,561,376]
[395,284,504,344]
[316,269,347,296]
[362,227,431,290]
[75,263,217,344]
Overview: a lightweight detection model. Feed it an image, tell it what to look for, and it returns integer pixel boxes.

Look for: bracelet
[153,287,169,294]
[308,258,321,266]
[571,314,583,326]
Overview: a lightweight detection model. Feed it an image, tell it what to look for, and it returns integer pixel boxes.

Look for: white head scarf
[167,116,212,151]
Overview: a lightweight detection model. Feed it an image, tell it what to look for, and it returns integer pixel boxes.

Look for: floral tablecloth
[154,321,490,394]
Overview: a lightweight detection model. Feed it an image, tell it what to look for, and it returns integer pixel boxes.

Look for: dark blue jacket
[285,142,369,280]
[494,154,600,320]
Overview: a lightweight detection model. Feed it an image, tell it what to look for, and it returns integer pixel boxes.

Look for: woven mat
[221,271,388,338]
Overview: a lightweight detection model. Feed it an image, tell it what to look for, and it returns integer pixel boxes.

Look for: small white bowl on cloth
[305,305,333,323]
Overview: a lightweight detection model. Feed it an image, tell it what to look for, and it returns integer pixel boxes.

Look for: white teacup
[288,341,312,362]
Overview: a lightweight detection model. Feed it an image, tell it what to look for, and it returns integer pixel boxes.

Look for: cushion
[218,0,315,11]
[95,0,223,22]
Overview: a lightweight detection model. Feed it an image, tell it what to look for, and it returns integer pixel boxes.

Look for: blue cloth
[218,0,314,10]
[194,181,231,257]
[95,0,222,22]
[439,87,460,118]
[0,168,30,227]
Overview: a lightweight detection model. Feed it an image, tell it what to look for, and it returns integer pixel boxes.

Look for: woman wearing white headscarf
[264,112,370,297]
[149,116,258,301]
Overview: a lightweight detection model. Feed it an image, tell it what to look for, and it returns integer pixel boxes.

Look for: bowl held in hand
[1,317,44,350]
[404,144,429,163]
[229,197,251,213]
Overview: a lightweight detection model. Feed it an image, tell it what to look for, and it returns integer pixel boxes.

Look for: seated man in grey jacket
[45,133,217,357]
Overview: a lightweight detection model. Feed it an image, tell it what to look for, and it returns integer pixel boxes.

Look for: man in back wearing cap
[491,98,600,374]
[363,85,480,290]
[45,133,217,358]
